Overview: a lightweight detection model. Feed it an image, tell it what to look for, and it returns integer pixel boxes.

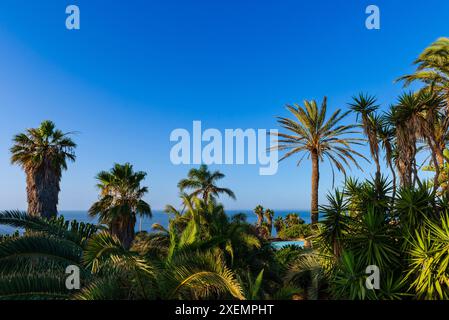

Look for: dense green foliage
[313,177,449,300]
[274,214,312,240]
[3,37,449,300]
[0,199,305,300]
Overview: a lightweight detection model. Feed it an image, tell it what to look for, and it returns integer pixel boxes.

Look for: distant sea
[0,210,311,236]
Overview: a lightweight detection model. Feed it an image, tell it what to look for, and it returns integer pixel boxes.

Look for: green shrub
[278,224,311,240]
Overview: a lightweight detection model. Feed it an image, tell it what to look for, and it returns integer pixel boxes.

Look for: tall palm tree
[387,93,422,187]
[178,165,236,204]
[264,209,274,237]
[349,93,381,181]
[274,97,366,225]
[88,163,152,249]
[10,120,76,219]
[253,205,264,228]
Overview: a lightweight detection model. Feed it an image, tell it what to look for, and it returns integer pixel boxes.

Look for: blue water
[0,210,312,235]
[271,241,305,249]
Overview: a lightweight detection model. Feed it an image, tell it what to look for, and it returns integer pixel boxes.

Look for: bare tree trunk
[311,150,320,226]
[26,159,60,219]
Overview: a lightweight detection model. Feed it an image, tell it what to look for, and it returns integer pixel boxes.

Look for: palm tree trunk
[26,170,39,217]
[311,150,320,226]
[412,140,419,187]
[112,217,136,250]
[389,161,397,203]
[332,236,341,259]
[257,214,263,228]
[428,140,440,193]
[374,158,381,182]
[266,217,272,237]
[26,162,59,219]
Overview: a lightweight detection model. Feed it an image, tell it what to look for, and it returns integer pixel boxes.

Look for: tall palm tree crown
[274,97,366,225]
[88,162,151,249]
[178,164,236,204]
[398,37,449,98]
[10,120,76,218]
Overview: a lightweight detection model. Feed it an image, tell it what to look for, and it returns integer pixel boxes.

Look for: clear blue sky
[0,0,448,211]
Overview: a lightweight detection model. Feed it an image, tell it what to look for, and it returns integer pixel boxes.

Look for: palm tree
[88,163,152,249]
[349,93,381,181]
[274,97,366,225]
[178,165,236,204]
[274,217,284,234]
[78,231,245,300]
[372,113,397,200]
[397,37,449,191]
[0,210,245,300]
[253,205,264,228]
[80,198,256,300]
[10,120,76,218]
[398,37,449,102]
[388,91,445,189]
[415,91,446,192]
[388,93,422,187]
[318,190,350,259]
[285,213,302,228]
[264,209,274,237]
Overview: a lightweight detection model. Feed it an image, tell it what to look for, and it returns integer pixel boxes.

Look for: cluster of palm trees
[274,37,449,227]
[308,176,449,299]
[283,37,449,299]
[253,205,274,237]
[2,37,449,300]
